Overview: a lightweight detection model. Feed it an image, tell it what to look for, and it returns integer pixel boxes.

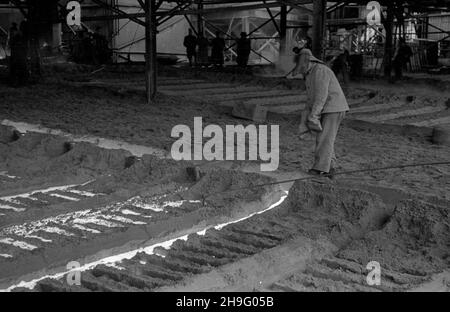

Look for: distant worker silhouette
[211,31,225,67]
[236,32,251,67]
[7,22,18,78]
[9,21,29,87]
[392,38,413,81]
[92,26,111,65]
[331,49,350,85]
[183,29,197,67]
[197,33,209,67]
[6,22,18,50]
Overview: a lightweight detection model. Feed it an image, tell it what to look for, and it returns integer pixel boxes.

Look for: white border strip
[1,119,169,159]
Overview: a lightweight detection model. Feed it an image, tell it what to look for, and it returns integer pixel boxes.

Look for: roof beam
[90,0,146,26]
[279,0,313,13]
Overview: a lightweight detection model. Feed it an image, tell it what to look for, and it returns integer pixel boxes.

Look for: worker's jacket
[304,62,349,115]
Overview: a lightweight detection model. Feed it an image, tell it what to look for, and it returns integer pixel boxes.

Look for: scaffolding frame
[4,0,450,103]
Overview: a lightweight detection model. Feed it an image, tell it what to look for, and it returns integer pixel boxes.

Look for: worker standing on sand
[292,48,349,177]
[331,49,350,86]
[236,32,251,67]
[197,33,209,67]
[211,31,225,67]
[183,29,197,67]
[7,22,18,79]
[92,26,111,65]
[6,22,18,52]
[392,38,413,81]
[9,21,29,87]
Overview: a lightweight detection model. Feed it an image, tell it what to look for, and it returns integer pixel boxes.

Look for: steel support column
[279,5,287,57]
[383,1,394,79]
[197,0,204,35]
[145,0,157,104]
[312,0,326,59]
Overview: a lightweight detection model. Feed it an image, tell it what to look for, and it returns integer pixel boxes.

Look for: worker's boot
[308,169,331,178]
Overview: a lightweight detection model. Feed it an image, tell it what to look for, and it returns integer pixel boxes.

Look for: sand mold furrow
[23,180,449,292]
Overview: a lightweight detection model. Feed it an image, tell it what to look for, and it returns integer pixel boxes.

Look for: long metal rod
[438,34,450,42]
[249,6,293,37]
[224,7,293,52]
[326,1,347,13]
[202,161,450,200]
[169,1,283,15]
[225,8,281,51]
[184,15,199,36]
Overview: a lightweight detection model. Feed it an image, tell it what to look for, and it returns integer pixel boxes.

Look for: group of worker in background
[6,21,111,87]
[7,20,42,87]
[328,37,413,84]
[183,29,251,68]
[70,27,111,65]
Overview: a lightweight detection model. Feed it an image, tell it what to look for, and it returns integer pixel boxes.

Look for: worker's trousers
[312,112,345,173]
